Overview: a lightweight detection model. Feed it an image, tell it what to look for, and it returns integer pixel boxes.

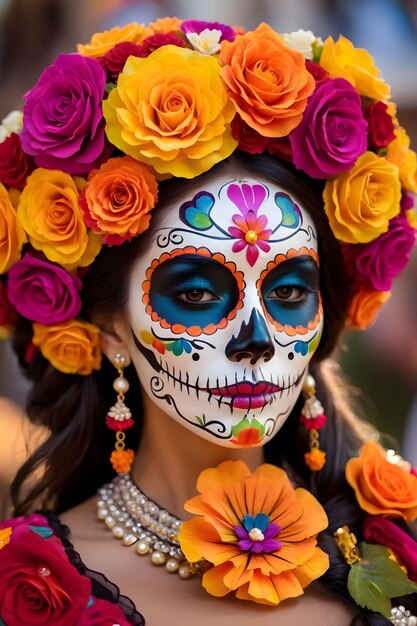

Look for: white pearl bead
[178,565,193,579]
[136,541,150,555]
[151,550,167,565]
[112,525,124,539]
[113,377,129,393]
[165,558,180,573]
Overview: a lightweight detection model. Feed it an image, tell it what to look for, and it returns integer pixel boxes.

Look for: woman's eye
[177,289,219,303]
[268,286,306,302]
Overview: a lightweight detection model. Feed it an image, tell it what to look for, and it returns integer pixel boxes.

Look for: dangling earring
[300,373,327,472]
[107,353,135,474]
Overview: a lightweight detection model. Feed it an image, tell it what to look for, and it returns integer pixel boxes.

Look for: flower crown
[0,17,416,375]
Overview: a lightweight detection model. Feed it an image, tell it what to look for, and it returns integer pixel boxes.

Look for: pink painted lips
[209,381,282,409]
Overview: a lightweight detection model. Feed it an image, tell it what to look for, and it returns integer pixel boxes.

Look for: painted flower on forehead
[319,35,390,101]
[179,461,329,605]
[21,54,108,176]
[77,22,151,57]
[80,157,158,245]
[7,254,82,325]
[103,46,237,178]
[323,151,401,244]
[0,183,26,273]
[17,168,102,267]
[32,320,101,375]
[290,78,368,179]
[220,23,315,137]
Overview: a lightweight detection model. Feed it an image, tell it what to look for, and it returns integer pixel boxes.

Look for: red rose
[0,133,35,189]
[0,282,18,329]
[139,32,186,56]
[103,42,145,81]
[364,101,396,150]
[230,115,268,154]
[305,60,330,87]
[0,527,91,625]
[265,136,293,162]
[76,599,131,625]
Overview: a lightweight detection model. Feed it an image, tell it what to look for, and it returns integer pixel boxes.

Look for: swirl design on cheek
[142,246,245,336]
[257,248,322,337]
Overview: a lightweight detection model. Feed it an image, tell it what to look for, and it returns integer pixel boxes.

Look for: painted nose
[225,308,275,365]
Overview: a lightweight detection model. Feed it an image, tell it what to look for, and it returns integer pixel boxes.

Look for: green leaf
[195,415,205,427]
[105,82,116,94]
[250,418,265,438]
[231,417,250,437]
[347,542,417,618]
[312,41,323,63]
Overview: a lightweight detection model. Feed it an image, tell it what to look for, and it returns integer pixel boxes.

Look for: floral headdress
[0,18,416,374]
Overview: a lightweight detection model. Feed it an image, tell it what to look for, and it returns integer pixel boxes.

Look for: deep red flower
[364,101,396,150]
[363,516,417,582]
[139,32,186,56]
[305,60,330,87]
[103,41,145,81]
[0,281,18,330]
[231,115,268,154]
[0,133,35,189]
[0,526,91,626]
[265,136,293,162]
[76,598,131,625]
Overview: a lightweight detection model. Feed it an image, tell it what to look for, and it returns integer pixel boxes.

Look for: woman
[0,17,417,626]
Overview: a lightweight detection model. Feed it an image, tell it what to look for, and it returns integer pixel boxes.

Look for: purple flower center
[233,513,282,554]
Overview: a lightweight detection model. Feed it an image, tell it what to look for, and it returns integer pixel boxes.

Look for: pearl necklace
[97,474,205,579]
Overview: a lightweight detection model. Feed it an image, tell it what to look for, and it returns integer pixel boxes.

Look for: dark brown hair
[10,154,416,624]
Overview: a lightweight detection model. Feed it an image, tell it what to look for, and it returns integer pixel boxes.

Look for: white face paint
[126,170,323,448]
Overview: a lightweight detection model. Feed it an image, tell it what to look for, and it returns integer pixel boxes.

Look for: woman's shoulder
[0,397,49,518]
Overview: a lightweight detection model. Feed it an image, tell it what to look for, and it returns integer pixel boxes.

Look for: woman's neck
[131,393,264,519]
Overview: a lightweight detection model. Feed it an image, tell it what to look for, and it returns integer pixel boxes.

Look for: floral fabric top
[0,513,144,626]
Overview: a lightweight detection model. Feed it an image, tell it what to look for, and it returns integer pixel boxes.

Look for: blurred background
[0,0,416,462]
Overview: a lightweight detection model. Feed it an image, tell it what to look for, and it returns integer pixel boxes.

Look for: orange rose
[147,16,183,34]
[32,320,102,375]
[347,287,390,330]
[0,183,26,273]
[77,23,150,58]
[17,168,101,266]
[346,441,417,522]
[81,157,158,245]
[220,23,315,137]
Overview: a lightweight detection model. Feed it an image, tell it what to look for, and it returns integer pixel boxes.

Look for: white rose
[0,110,23,143]
[186,28,222,55]
[282,29,323,60]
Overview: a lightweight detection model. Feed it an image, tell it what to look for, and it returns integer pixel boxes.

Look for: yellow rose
[0,183,26,273]
[319,36,390,101]
[17,168,101,266]
[77,23,150,57]
[32,320,102,375]
[103,46,238,178]
[323,152,401,243]
[386,128,417,193]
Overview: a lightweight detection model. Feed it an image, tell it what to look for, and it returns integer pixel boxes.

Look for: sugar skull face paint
[126,171,323,448]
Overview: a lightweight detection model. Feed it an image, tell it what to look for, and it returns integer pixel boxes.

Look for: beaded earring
[300,373,327,471]
[107,353,135,474]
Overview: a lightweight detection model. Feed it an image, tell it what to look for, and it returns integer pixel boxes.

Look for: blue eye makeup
[149,254,240,328]
[261,256,320,328]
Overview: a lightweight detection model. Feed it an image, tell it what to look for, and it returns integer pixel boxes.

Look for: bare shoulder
[0,397,49,518]
[61,498,356,626]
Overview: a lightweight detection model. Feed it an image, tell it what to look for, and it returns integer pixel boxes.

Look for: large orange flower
[220,23,315,138]
[179,461,329,606]
[346,441,417,522]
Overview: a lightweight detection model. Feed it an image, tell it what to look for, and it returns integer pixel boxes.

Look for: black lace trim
[45,513,145,625]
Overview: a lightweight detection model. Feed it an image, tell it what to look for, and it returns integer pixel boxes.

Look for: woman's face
[125,169,323,447]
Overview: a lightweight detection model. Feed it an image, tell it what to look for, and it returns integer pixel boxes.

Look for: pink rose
[290,77,368,178]
[0,526,91,625]
[7,254,82,324]
[0,133,35,189]
[363,516,417,582]
[76,599,131,625]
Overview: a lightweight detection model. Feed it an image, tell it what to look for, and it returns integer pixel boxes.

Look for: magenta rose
[21,53,108,175]
[0,281,17,328]
[305,60,330,87]
[0,526,91,626]
[139,32,186,56]
[231,115,268,154]
[363,516,417,582]
[344,213,416,291]
[0,133,35,189]
[7,254,82,324]
[364,101,395,150]
[103,41,145,81]
[401,192,415,214]
[290,77,368,178]
[181,19,236,41]
[76,599,131,625]
[0,514,49,533]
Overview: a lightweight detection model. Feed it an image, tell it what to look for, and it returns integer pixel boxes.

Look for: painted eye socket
[267,285,306,303]
[177,289,220,303]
